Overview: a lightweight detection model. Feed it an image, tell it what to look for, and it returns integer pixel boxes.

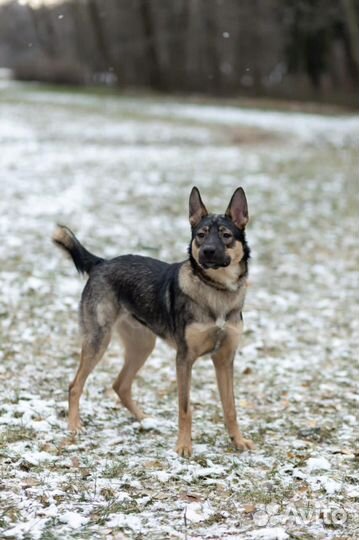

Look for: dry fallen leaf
[21,477,40,488]
[281,399,290,408]
[100,487,115,500]
[80,468,91,479]
[243,503,256,514]
[330,447,354,455]
[71,457,80,468]
[143,460,163,469]
[179,491,203,503]
[59,434,78,449]
[39,443,58,454]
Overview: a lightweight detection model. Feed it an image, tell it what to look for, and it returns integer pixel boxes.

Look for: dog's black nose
[203,246,216,257]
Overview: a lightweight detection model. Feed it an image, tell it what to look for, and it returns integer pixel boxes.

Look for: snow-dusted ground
[0,82,358,539]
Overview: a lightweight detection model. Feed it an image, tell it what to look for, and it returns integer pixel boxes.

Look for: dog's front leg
[176,352,195,457]
[212,342,254,452]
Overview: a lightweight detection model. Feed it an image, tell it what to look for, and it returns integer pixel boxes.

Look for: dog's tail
[52,225,105,275]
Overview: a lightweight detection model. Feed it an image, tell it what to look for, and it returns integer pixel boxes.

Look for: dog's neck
[189,256,247,292]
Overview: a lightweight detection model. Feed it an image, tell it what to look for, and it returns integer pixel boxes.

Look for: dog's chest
[185,315,242,358]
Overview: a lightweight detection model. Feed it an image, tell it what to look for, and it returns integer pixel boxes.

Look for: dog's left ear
[189,186,208,228]
[225,187,249,229]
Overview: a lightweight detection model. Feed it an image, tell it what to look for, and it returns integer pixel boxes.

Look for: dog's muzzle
[199,255,231,270]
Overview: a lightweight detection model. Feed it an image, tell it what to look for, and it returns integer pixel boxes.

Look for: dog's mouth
[200,257,231,270]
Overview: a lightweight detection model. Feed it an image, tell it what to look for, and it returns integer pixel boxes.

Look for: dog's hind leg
[113,316,156,420]
[68,329,111,432]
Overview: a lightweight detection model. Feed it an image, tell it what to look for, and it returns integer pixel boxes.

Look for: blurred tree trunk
[30,6,57,58]
[203,0,221,93]
[341,0,359,72]
[87,0,112,71]
[139,0,164,90]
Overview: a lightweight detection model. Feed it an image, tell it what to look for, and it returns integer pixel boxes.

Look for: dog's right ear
[189,187,208,228]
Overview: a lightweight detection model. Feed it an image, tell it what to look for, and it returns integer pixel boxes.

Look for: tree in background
[0,0,357,106]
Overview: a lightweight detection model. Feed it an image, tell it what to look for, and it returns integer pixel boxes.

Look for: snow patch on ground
[0,82,358,539]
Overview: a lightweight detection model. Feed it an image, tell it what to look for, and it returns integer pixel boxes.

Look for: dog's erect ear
[189,187,208,228]
[225,187,249,229]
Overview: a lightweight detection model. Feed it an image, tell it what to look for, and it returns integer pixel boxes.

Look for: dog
[53,187,254,457]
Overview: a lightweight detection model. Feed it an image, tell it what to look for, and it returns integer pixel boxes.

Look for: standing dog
[53,187,254,456]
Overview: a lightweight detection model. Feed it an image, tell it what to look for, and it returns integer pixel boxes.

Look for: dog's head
[188,187,249,271]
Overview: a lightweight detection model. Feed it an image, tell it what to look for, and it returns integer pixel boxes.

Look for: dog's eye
[197,232,205,239]
[223,232,232,239]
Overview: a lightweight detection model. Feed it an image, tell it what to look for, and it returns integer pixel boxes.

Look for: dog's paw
[134,410,146,422]
[68,418,82,434]
[176,442,192,458]
[233,436,255,452]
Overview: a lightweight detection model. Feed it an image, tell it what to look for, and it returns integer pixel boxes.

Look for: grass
[8,79,357,113]
[0,81,358,539]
